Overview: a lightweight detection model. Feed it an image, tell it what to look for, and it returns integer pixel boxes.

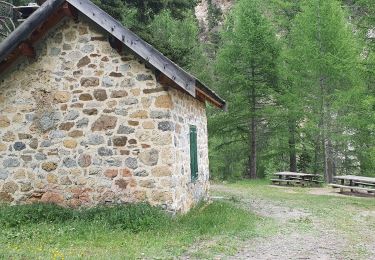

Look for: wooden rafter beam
[0,2,68,74]
[62,2,78,21]
[19,42,35,58]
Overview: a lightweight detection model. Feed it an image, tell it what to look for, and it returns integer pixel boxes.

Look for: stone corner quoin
[0,18,210,213]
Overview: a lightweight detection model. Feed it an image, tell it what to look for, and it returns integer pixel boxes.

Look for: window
[190,125,198,181]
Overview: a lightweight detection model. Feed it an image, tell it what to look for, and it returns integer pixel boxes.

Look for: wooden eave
[0,0,226,110]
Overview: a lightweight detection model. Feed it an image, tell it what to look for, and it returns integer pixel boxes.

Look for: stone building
[0,0,225,213]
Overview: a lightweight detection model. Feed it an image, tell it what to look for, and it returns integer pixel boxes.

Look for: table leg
[340,179,344,193]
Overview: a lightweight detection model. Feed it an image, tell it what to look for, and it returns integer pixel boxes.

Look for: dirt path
[211,184,369,260]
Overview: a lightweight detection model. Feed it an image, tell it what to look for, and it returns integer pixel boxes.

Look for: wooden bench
[354,182,375,187]
[328,184,375,193]
[271,179,303,185]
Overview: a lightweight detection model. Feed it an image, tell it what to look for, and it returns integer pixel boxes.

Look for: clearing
[207,181,375,260]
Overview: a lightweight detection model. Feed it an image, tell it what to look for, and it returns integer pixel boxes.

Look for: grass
[0,201,264,259]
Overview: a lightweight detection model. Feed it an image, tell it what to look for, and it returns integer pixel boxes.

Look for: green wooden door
[190,125,198,181]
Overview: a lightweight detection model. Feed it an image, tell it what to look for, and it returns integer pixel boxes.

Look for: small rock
[115,109,128,116]
[39,111,61,131]
[0,192,13,202]
[136,74,153,81]
[98,147,113,156]
[113,136,128,147]
[77,118,89,128]
[42,162,58,172]
[63,139,77,149]
[20,182,33,192]
[117,125,135,135]
[155,95,173,109]
[50,47,61,56]
[2,181,18,193]
[158,121,174,132]
[91,115,117,131]
[63,157,77,168]
[64,30,77,41]
[104,169,118,179]
[59,122,75,131]
[139,149,159,166]
[150,111,171,119]
[78,154,92,168]
[35,153,47,161]
[109,72,123,77]
[81,77,99,87]
[115,179,129,189]
[60,176,72,185]
[0,116,10,128]
[79,93,93,101]
[13,142,26,151]
[77,56,91,68]
[41,140,52,147]
[110,90,128,98]
[93,89,108,101]
[64,110,80,121]
[18,133,32,140]
[102,76,113,87]
[49,130,66,139]
[134,169,148,177]
[29,138,38,149]
[87,134,105,145]
[83,108,98,115]
[128,121,139,126]
[81,44,94,53]
[68,130,84,138]
[41,192,64,204]
[130,110,148,119]
[21,155,32,162]
[0,143,7,151]
[125,157,138,169]
[152,166,172,177]
[0,169,8,180]
[3,158,20,168]
[106,158,122,167]
[54,91,71,103]
[121,97,138,106]
[139,180,156,188]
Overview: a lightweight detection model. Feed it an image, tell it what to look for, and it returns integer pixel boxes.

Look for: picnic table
[271,172,322,186]
[329,175,375,195]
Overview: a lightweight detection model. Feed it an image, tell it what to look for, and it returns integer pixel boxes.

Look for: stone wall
[169,88,210,212]
[0,16,209,212]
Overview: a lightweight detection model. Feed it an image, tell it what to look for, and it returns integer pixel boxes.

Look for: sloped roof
[0,0,226,109]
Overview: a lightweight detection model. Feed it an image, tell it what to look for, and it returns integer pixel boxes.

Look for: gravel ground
[209,184,374,260]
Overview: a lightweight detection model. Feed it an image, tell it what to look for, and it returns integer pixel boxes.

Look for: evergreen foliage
[212,0,280,179]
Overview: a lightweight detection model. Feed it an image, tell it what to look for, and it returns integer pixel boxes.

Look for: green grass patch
[0,201,262,259]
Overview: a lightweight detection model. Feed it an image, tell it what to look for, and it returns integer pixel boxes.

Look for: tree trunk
[324,139,334,183]
[248,86,257,179]
[249,115,257,178]
[288,119,297,172]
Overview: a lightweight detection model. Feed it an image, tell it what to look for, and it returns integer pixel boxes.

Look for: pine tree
[288,0,365,181]
[214,0,280,179]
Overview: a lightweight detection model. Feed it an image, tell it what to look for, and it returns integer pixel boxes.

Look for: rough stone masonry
[0,17,209,213]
